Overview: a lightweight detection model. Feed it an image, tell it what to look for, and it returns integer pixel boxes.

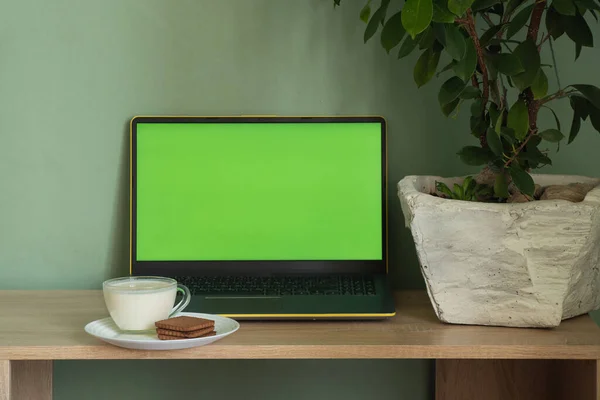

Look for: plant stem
[462,11,489,112]
[499,74,508,110]
[527,0,546,42]
[538,32,551,50]
[504,131,537,168]
[505,0,547,171]
[539,89,576,104]
[549,36,562,89]
[481,13,511,48]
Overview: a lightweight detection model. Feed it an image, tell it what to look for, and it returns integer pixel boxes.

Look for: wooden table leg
[0,360,52,400]
[436,359,598,400]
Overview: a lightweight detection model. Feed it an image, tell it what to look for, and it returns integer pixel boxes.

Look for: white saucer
[84,312,240,350]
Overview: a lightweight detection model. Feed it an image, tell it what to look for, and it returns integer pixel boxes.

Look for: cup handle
[170,284,191,317]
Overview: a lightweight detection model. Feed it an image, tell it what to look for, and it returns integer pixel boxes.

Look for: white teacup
[102,276,191,332]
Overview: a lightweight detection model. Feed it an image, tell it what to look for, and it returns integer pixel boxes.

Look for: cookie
[156,327,215,338]
[158,331,216,341]
[154,316,215,332]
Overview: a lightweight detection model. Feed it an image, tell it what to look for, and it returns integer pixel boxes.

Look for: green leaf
[436,181,455,198]
[402,0,434,39]
[492,53,525,76]
[509,164,535,197]
[539,129,564,142]
[448,0,475,17]
[589,106,600,133]
[432,0,457,22]
[460,86,481,99]
[575,0,600,10]
[452,38,477,82]
[471,98,483,116]
[512,39,541,91]
[519,146,552,168]
[360,2,372,22]
[571,84,600,109]
[567,95,592,143]
[546,6,566,39]
[398,36,419,58]
[462,176,474,192]
[568,100,582,144]
[505,0,524,16]
[439,76,468,106]
[531,68,549,99]
[453,183,464,199]
[500,127,516,143]
[507,99,529,140]
[364,1,390,43]
[507,4,534,38]
[570,95,590,120]
[442,98,461,116]
[553,0,577,15]
[494,173,510,198]
[506,75,514,88]
[564,11,594,47]
[542,106,562,131]
[471,0,500,11]
[414,46,442,87]
[464,177,478,199]
[444,24,466,60]
[437,60,456,76]
[432,22,447,46]
[486,127,503,156]
[470,115,488,137]
[489,102,500,127]
[494,107,504,133]
[381,12,407,52]
[485,53,499,81]
[525,134,540,149]
[419,26,437,49]
[575,43,582,60]
[480,24,506,47]
[457,146,493,166]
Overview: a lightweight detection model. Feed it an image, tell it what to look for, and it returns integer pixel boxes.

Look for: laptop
[129,115,396,319]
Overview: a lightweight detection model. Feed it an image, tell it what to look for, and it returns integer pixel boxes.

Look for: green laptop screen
[135,121,383,261]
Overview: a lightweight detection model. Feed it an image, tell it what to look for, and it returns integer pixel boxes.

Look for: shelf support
[436,359,597,400]
[0,360,52,400]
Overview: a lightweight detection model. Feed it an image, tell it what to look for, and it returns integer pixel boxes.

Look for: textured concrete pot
[398,174,600,328]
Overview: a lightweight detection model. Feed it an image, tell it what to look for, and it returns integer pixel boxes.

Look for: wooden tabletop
[0,290,599,360]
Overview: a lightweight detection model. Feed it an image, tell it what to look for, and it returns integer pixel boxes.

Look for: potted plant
[333,0,600,327]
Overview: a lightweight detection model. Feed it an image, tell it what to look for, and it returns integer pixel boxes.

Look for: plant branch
[527,0,547,42]
[538,31,551,50]
[499,74,508,110]
[539,89,577,105]
[481,13,495,28]
[457,10,490,147]
[461,10,489,112]
[503,130,538,168]
[510,0,548,172]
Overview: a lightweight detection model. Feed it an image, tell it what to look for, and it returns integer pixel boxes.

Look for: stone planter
[397,174,600,328]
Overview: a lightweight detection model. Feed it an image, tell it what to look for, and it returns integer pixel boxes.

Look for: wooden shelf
[1,290,599,360]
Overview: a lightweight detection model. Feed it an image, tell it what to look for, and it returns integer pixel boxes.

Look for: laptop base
[180,274,396,320]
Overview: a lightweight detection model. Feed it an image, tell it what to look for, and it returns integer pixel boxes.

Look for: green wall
[0,1,598,399]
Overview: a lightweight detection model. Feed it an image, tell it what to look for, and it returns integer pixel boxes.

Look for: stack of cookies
[154,316,216,340]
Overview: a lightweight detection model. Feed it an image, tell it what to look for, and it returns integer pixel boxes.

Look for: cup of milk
[102,276,191,332]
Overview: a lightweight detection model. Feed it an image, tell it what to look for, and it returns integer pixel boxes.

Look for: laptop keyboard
[175,275,376,296]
